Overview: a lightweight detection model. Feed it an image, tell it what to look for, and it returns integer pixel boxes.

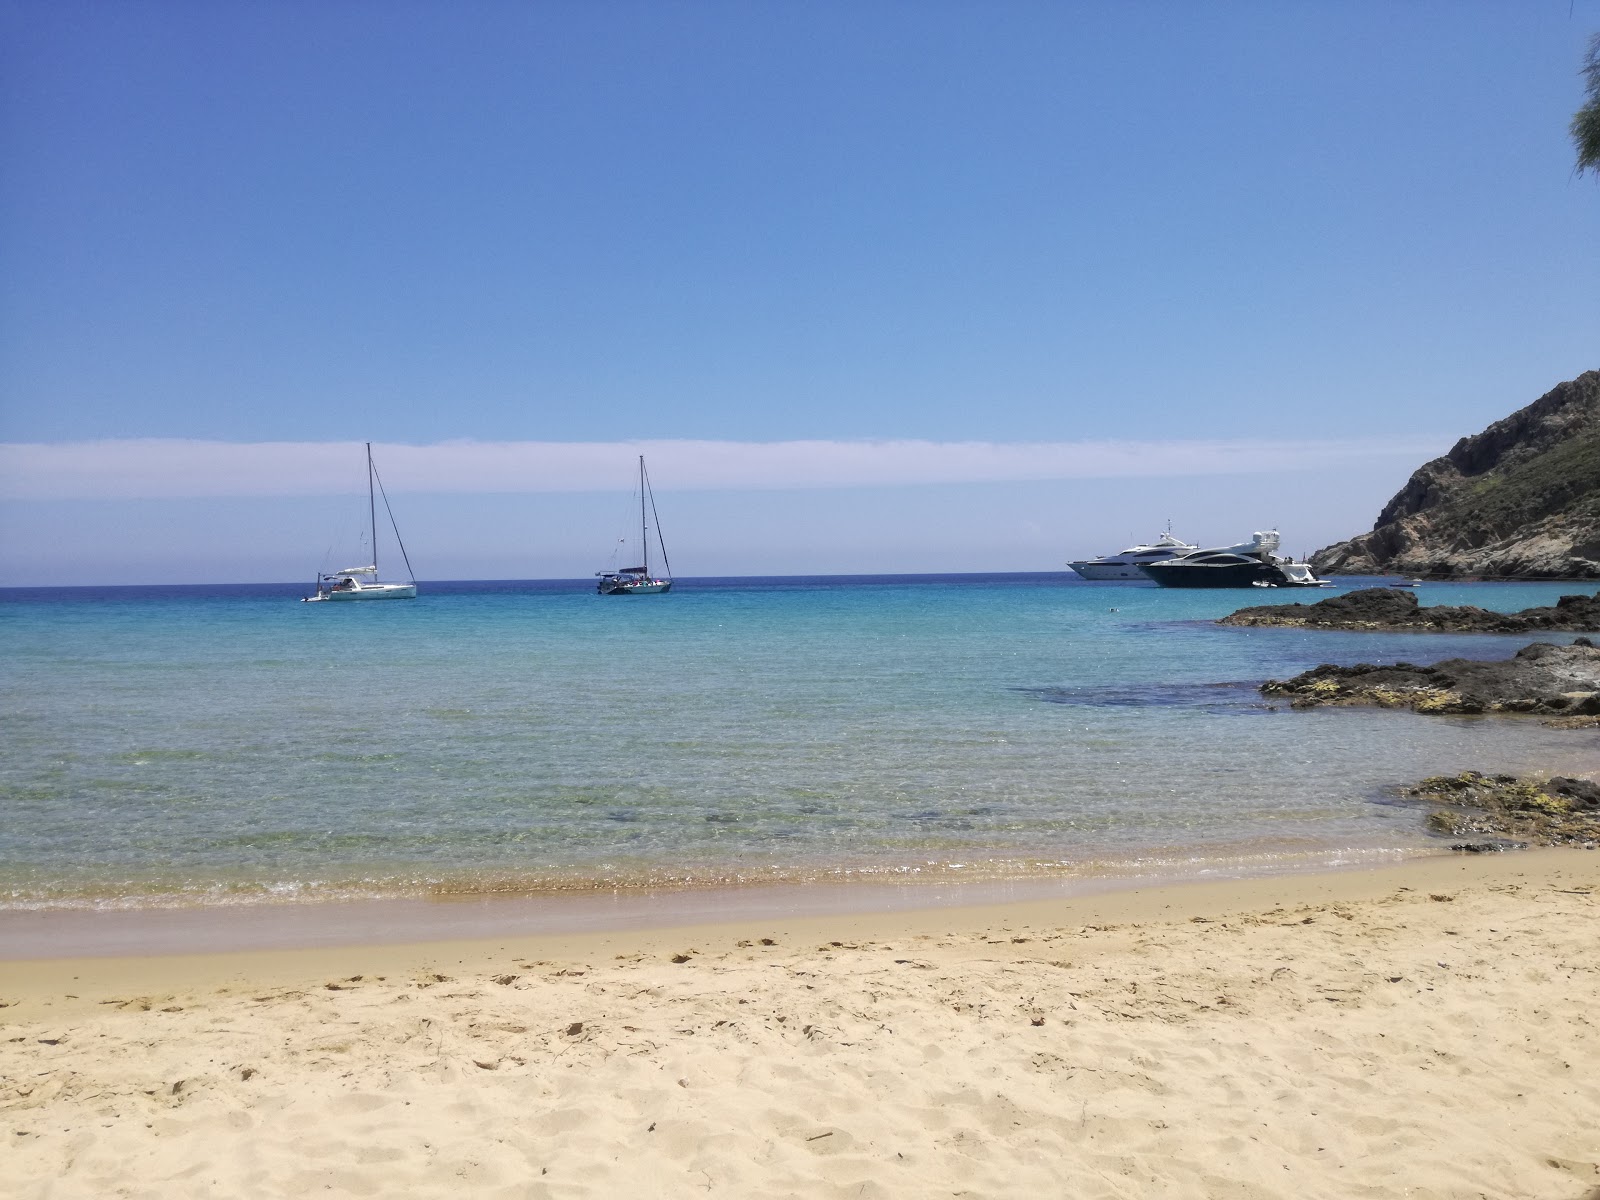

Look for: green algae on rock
[1401,772,1600,849]
[1260,640,1600,716]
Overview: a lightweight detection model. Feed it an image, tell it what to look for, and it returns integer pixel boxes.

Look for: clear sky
[1,0,1596,584]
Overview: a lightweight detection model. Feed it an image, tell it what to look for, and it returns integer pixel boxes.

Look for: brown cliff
[1311,371,1600,578]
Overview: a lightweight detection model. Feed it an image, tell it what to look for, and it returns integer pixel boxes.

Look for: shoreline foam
[0,843,1437,959]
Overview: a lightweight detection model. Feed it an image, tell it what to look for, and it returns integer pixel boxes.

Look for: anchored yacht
[1138,531,1328,589]
[1068,530,1197,581]
[596,456,674,595]
[303,444,418,602]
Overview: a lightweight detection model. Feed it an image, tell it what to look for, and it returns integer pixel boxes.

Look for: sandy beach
[4,851,1599,1200]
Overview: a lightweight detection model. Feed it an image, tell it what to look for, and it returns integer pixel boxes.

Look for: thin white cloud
[0,436,1445,500]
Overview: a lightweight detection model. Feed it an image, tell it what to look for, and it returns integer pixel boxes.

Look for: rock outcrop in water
[1311,371,1600,579]
[1400,772,1600,849]
[1220,587,1600,632]
[1260,639,1600,716]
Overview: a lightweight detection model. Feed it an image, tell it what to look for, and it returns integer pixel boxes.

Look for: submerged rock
[1221,587,1600,632]
[1399,771,1600,848]
[1260,640,1600,716]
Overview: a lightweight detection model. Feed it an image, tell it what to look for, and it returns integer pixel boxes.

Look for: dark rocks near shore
[1398,772,1600,849]
[1260,639,1600,716]
[1221,587,1600,632]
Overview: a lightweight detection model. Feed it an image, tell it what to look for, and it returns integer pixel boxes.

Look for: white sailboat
[596,456,673,595]
[303,443,418,602]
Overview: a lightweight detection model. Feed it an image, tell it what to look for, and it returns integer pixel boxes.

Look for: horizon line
[3,568,1444,592]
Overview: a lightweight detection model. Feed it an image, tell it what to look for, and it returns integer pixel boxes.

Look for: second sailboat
[596,455,673,595]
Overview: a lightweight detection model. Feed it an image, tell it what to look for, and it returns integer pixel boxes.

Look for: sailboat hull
[314,583,417,601]
[597,579,671,595]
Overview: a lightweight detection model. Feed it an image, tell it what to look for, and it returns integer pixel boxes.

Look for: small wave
[115,748,211,764]
[0,844,1439,913]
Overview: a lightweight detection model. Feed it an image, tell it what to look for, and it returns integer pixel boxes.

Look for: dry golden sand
[3,852,1599,1199]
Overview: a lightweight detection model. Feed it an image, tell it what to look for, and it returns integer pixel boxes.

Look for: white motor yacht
[1068,530,1197,581]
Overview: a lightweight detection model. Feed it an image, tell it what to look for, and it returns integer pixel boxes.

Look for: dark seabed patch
[1013,680,1273,714]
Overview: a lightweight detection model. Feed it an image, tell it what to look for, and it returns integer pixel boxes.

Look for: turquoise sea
[1,575,1594,911]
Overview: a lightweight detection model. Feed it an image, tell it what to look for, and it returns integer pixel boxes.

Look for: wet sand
[4,850,1599,1198]
[0,849,1432,960]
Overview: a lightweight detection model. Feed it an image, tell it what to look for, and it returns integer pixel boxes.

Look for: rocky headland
[1311,370,1600,579]
[1259,639,1600,717]
[1221,586,1600,632]
[1399,771,1600,849]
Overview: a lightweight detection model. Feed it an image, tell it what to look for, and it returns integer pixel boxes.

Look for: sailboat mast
[367,442,378,575]
[639,455,648,576]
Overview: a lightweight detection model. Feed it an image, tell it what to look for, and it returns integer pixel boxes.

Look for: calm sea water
[1,574,1593,911]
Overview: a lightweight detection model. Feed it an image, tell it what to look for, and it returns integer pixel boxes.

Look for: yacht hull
[1068,561,1167,581]
[1139,561,1283,588]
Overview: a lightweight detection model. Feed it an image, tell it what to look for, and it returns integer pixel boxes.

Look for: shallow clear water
[1,575,1593,909]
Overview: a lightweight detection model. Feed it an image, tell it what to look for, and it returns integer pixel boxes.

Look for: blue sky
[1,1,1597,583]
